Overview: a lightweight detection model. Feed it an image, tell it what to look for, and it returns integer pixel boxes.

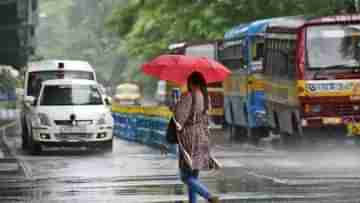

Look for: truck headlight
[38,113,52,126]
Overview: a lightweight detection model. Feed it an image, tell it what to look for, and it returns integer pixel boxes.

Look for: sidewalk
[0,120,21,175]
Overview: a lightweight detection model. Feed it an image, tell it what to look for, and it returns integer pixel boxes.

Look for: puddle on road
[4,133,360,202]
[0,172,348,203]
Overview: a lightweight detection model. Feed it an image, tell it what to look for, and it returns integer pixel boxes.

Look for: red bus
[263,15,360,144]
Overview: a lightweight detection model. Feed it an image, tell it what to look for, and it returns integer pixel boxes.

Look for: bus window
[288,41,296,79]
[264,39,273,76]
[254,43,265,61]
[279,40,289,78]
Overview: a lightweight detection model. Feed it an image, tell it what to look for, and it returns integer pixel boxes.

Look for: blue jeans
[180,168,211,203]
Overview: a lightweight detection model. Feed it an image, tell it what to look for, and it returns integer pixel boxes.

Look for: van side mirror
[105,97,111,106]
[25,96,36,106]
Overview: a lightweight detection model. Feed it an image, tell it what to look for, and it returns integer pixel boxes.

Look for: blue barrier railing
[112,112,177,154]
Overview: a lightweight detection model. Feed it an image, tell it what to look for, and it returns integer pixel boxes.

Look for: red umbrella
[142,54,231,85]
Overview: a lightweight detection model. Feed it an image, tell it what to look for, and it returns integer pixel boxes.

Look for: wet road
[2,130,360,202]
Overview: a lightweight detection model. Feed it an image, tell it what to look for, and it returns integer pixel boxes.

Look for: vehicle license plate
[347,123,360,136]
[60,126,87,133]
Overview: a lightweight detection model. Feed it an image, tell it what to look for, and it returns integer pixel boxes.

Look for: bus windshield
[307,24,360,69]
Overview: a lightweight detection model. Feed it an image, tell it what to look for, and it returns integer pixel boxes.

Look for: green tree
[107,0,352,61]
[37,0,129,87]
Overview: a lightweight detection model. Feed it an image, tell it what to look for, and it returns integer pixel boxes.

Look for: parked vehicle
[155,80,167,105]
[24,60,97,98]
[218,18,280,142]
[168,41,224,126]
[113,83,141,105]
[262,15,360,144]
[21,60,99,154]
[22,79,113,154]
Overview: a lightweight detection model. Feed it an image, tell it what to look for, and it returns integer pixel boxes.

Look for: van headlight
[97,113,107,125]
[38,113,52,126]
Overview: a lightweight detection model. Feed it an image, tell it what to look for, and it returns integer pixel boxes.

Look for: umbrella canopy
[142,54,231,85]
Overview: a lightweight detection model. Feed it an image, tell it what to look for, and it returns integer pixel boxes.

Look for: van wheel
[28,128,42,155]
[21,123,29,150]
[102,139,113,151]
[29,141,42,155]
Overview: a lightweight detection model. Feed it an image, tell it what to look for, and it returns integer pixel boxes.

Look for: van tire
[28,128,42,155]
[102,139,113,151]
[29,141,42,155]
[21,122,29,150]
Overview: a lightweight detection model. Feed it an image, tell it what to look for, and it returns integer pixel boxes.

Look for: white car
[22,79,114,154]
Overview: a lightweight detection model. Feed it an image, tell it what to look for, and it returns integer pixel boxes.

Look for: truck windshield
[307,24,360,69]
[40,84,103,106]
[28,71,94,97]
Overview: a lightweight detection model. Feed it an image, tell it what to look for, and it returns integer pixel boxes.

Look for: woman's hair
[187,72,209,112]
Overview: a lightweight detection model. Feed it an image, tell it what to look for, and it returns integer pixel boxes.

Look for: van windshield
[28,71,94,97]
[40,84,103,106]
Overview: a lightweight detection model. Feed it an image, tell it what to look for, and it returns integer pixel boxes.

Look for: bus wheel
[280,132,292,148]
[250,127,269,146]
[231,126,248,143]
[291,115,303,147]
[280,131,301,148]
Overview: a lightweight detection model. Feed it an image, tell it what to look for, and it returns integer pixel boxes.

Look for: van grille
[54,133,93,140]
[55,120,93,126]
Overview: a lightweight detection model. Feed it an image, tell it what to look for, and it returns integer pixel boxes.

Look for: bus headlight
[310,105,321,113]
[304,104,321,113]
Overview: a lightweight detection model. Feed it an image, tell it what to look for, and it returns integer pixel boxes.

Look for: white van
[22,79,113,154]
[24,60,97,98]
[21,60,101,154]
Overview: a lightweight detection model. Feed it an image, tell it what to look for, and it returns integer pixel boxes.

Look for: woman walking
[173,72,220,203]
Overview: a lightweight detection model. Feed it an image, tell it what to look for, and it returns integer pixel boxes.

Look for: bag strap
[175,92,195,157]
[184,92,196,126]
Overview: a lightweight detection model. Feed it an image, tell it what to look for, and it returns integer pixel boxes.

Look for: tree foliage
[37,0,359,95]
[107,0,357,60]
[0,70,17,93]
[38,0,129,86]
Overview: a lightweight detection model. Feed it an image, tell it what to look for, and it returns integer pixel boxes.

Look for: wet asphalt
[1,127,360,202]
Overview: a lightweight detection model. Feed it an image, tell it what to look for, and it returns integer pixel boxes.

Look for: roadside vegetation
[38,0,358,95]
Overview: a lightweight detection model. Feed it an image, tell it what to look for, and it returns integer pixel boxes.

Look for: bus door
[264,36,298,132]
[219,40,248,127]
